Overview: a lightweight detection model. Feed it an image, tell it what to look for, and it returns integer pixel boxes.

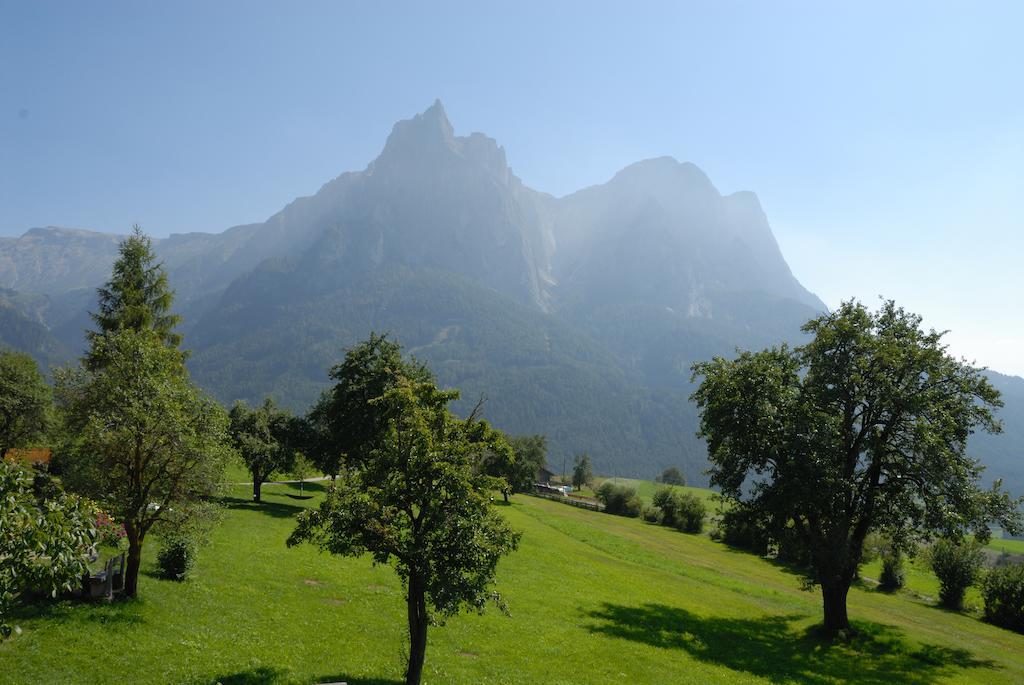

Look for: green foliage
[879,549,906,592]
[651,487,704,532]
[641,504,660,523]
[981,563,1024,633]
[287,337,520,685]
[692,299,1023,634]
[480,434,547,502]
[86,225,182,369]
[675,492,706,534]
[228,397,297,502]
[56,329,231,597]
[506,434,547,493]
[930,538,985,610]
[572,452,593,490]
[712,506,770,555]
[655,466,686,486]
[596,481,642,518]
[0,350,52,451]
[155,533,197,582]
[0,461,97,639]
[299,390,342,478]
[290,453,315,495]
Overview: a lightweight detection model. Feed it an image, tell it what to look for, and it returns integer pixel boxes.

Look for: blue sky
[2,1,1022,376]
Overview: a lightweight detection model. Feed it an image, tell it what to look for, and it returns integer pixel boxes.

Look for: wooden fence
[529,491,605,512]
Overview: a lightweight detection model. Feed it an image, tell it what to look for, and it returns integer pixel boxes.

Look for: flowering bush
[94,509,128,551]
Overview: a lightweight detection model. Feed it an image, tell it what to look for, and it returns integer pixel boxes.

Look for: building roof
[2,447,52,465]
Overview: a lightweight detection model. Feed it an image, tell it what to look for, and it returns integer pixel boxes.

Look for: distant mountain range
[2,101,1021,494]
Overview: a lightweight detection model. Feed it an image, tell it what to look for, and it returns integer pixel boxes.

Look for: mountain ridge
[2,101,1020,493]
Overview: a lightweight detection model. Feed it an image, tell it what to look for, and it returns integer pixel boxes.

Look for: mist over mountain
[2,102,1020,491]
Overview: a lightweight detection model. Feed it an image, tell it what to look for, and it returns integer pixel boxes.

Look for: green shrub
[641,505,660,523]
[930,538,984,610]
[981,563,1024,633]
[652,487,680,526]
[716,506,770,555]
[674,492,706,534]
[156,535,197,582]
[879,549,906,591]
[596,482,641,518]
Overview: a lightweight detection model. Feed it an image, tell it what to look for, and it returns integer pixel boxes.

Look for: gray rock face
[0,101,820,321]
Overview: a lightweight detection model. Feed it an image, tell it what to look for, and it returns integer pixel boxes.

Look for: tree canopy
[57,329,231,597]
[691,299,1022,635]
[656,466,686,486]
[288,336,520,685]
[228,398,298,502]
[86,225,182,369]
[479,433,547,502]
[0,350,52,451]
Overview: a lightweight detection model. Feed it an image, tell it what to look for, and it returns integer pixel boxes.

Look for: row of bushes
[592,482,707,535]
[647,487,706,534]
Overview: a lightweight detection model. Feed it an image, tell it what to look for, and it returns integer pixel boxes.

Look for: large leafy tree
[691,300,1021,636]
[86,225,182,369]
[0,350,52,451]
[57,330,230,597]
[228,398,297,503]
[0,460,97,639]
[481,433,548,502]
[288,337,520,685]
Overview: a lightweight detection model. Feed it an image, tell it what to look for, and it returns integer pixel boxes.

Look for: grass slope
[2,483,1023,684]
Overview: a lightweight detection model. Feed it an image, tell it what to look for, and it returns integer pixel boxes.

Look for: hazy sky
[3,2,1022,376]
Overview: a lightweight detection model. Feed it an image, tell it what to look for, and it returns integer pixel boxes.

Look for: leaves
[0,461,97,640]
[691,299,1023,619]
[288,337,521,621]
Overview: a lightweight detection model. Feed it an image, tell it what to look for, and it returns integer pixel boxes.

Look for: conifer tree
[86,225,181,369]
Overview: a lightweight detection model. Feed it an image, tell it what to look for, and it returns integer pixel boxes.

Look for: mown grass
[2,482,1023,684]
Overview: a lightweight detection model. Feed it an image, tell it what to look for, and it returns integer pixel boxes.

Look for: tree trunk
[253,475,262,503]
[124,529,144,598]
[405,575,429,685]
[503,490,509,503]
[821,580,850,635]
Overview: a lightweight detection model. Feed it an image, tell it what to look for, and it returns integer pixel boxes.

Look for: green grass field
[2,481,1023,684]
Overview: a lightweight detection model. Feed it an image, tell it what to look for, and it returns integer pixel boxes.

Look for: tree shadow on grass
[12,594,145,627]
[209,668,401,685]
[314,676,403,685]
[210,666,283,684]
[585,602,997,685]
[219,496,306,519]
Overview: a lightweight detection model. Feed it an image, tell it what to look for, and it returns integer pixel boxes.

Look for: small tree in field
[287,337,520,685]
[572,452,593,490]
[57,330,230,597]
[930,538,985,610]
[692,300,1021,636]
[228,398,297,503]
[290,453,314,495]
[656,466,686,486]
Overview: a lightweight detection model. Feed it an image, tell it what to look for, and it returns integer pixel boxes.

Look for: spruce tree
[86,225,182,368]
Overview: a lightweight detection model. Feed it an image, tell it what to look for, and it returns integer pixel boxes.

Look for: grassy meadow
[2,479,1023,684]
